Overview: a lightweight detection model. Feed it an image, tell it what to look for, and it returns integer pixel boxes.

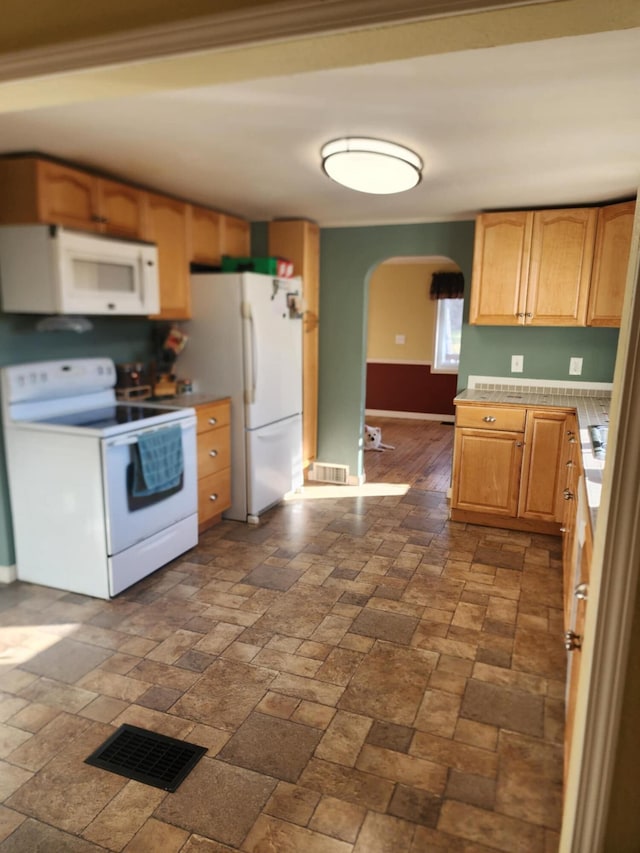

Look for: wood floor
[363,418,454,492]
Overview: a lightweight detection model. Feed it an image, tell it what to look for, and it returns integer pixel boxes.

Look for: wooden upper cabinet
[587,200,636,327]
[145,193,191,320]
[189,205,222,265]
[37,161,101,231]
[0,158,101,231]
[526,208,597,325]
[470,206,599,327]
[469,211,533,325]
[97,179,147,239]
[269,219,320,466]
[0,157,147,238]
[220,214,250,258]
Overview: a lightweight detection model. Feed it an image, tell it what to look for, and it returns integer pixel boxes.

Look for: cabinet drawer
[196,399,230,433]
[456,405,525,432]
[198,468,231,522]
[197,425,231,477]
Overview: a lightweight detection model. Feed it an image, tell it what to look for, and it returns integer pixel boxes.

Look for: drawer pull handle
[208,417,218,425]
[482,416,496,423]
[209,493,218,502]
[209,450,218,457]
[564,629,581,651]
[575,583,589,601]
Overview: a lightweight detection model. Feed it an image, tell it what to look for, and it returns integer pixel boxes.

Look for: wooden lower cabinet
[194,398,232,531]
[451,403,569,534]
[563,469,592,786]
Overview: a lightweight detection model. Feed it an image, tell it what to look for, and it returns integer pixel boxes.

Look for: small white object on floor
[364,424,395,452]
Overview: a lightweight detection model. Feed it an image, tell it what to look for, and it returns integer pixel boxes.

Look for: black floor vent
[85,724,206,792]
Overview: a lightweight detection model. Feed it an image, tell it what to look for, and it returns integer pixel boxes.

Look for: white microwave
[0,224,160,316]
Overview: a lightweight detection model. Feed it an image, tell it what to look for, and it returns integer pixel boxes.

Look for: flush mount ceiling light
[321,137,423,195]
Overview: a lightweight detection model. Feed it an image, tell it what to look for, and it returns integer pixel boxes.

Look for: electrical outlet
[395,334,406,345]
[511,355,524,373]
[569,357,583,376]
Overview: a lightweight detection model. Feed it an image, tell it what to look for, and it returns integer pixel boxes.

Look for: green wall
[0,314,155,567]
[318,221,475,477]
[317,219,621,478]
[458,325,620,388]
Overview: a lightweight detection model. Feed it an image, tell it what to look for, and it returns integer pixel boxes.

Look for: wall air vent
[308,462,350,485]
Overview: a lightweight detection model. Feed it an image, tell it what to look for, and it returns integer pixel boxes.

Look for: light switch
[569,357,583,375]
[395,334,406,345]
[511,355,524,373]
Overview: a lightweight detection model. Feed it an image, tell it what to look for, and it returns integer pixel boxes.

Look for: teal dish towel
[132,425,184,497]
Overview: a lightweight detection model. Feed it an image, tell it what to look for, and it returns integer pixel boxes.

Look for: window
[433,298,463,372]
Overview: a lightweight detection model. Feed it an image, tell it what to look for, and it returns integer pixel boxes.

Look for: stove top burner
[33,404,179,430]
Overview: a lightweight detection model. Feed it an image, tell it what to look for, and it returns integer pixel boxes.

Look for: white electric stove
[1,357,198,598]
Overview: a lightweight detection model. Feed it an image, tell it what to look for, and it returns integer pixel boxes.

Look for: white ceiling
[0,26,638,227]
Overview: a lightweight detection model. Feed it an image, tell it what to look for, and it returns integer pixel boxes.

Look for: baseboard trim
[0,564,17,584]
[366,409,455,422]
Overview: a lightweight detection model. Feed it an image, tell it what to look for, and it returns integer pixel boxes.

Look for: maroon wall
[366,362,457,416]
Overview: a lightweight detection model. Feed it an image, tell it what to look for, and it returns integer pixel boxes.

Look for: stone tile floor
[0,485,565,852]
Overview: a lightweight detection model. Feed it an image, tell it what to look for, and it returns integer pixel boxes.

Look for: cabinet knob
[107,303,116,310]
[209,493,218,502]
[568,437,577,444]
[575,583,589,601]
[566,460,574,467]
[526,312,533,318]
[564,489,574,500]
[515,441,523,447]
[516,312,524,318]
[564,630,582,651]
[482,416,496,423]
[560,526,567,533]
[209,449,218,457]
[208,417,217,425]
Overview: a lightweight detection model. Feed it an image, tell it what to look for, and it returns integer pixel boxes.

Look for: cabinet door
[220,214,250,258]
[189,205,222,265]
[561,416,580,629]
[518,409,569,522]
[452,428,523,516]
[145,193,191,320]
[526,208,597,325]
[469,211,532,325]
[36,160,101,232]
[587,200,636,327]
[268,219,320,466]
[97,179,147,239]
[564,475,591,786]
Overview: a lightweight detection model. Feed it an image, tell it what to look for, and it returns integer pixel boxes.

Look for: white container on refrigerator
[180,272,304,522]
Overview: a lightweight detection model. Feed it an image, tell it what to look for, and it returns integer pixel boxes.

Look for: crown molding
[0,0,558,83]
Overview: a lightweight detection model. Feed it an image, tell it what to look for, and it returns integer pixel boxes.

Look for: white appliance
[0,225,159,316]
[180,272,303,522]
[1,358,198,598]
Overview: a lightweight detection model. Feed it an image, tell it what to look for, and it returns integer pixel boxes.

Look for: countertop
[454,387,611,527]
[149,393,229,408]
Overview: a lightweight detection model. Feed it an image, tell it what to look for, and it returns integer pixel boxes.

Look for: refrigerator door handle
[241,300,257,404]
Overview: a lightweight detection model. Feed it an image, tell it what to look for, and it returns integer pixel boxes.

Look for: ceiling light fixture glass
[321,137,423,195]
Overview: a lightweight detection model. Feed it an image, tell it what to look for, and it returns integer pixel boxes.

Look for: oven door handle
[105,418,196,447]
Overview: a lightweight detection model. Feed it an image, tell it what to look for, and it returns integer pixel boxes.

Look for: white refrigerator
[181,272,304,522]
